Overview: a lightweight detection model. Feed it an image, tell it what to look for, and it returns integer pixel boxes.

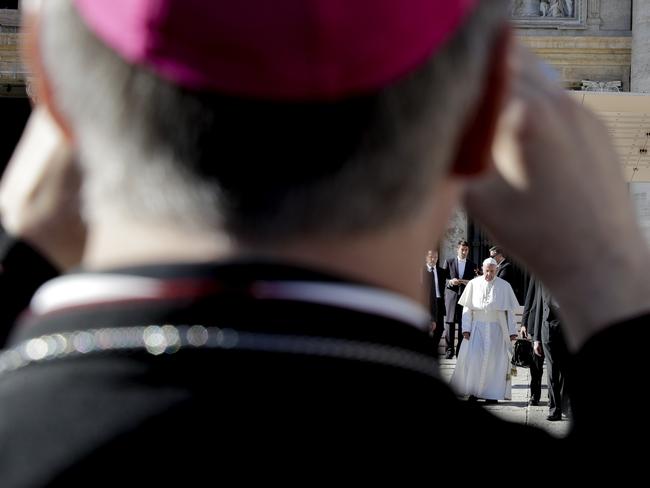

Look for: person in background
[443,240,477,358]
[490,245,521,299]
[450,258,519,404]
[423,249,447,353]
[527,277,572,421]
[521,275,545,406]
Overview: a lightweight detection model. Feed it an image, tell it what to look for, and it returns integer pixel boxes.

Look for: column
[632,0,650,93]
[441,208,468,263]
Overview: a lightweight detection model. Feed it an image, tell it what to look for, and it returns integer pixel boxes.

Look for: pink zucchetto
[72,0,479,100]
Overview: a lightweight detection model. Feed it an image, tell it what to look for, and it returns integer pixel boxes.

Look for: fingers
[0,107,85,270]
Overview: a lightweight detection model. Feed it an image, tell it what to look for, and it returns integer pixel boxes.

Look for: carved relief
[541,1,574,17]
[581,80,622,92]
[511,0,541,16]
[511,0,576,18]
[511,0,586,28]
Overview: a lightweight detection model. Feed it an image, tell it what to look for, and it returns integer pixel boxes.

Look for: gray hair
[39,0,508,244]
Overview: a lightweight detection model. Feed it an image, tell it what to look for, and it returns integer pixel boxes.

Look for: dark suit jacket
[497,260,521,301]
[521,275,538,338]
[524,276,563,343]
[423,264,446,321]
[0,256,645,482]
[496,260,513,285]
[443,257,476,323]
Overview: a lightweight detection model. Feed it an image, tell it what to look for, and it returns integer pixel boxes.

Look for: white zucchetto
[483,257,498,267]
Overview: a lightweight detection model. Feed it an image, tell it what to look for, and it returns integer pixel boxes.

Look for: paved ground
[438,354,571,438]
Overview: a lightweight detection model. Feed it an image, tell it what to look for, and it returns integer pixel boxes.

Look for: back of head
[38,0,508,246]
[489,246,505,258]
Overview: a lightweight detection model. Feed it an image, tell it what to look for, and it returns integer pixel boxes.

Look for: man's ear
[22,9,74,142]
[450,25,512,177]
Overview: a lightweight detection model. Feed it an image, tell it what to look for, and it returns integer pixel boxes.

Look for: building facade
[0,3,31,174]
[444,0,650,272]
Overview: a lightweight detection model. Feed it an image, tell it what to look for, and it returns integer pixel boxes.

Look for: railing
[514,305,525,329]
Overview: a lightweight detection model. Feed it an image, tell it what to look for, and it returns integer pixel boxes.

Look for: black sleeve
[502,267,514,287]
[521,276,537,330]
[444,259,455,288]
[0,229,60,347]
[437,265,448,291]
[569,314,650,465]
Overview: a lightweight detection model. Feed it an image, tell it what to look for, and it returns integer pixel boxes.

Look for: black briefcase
[511,338,534,368]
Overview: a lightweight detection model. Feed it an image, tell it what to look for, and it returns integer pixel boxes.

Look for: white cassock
[450,276,519,400]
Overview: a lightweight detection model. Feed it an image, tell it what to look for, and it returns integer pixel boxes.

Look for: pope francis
[450,258,520,402]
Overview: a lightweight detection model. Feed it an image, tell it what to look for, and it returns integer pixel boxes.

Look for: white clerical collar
[458,258,466,262]
[30,273,430,331]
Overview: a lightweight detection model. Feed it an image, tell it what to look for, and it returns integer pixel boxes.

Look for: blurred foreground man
[0,0,649,484]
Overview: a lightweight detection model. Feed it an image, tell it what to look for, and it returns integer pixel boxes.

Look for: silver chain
[0,325,440,379]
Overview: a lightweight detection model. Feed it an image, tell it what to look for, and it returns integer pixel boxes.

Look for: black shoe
[467,395,478,403]
[546,414,562,421]
[484,399,498,405]
[528,398,540,406]
[445,351,454,359]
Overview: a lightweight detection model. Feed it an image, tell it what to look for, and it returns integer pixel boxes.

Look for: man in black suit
[443,240,476,358]
[521,275,545,406]
[490,245,521,300]
[423,249,447,353]
[527,277,571,421]
[2,0,650,483]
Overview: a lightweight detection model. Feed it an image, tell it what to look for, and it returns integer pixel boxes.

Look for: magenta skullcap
[72,0,479,100]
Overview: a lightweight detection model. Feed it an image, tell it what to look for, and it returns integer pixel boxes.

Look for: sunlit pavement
[438,352,571,438]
